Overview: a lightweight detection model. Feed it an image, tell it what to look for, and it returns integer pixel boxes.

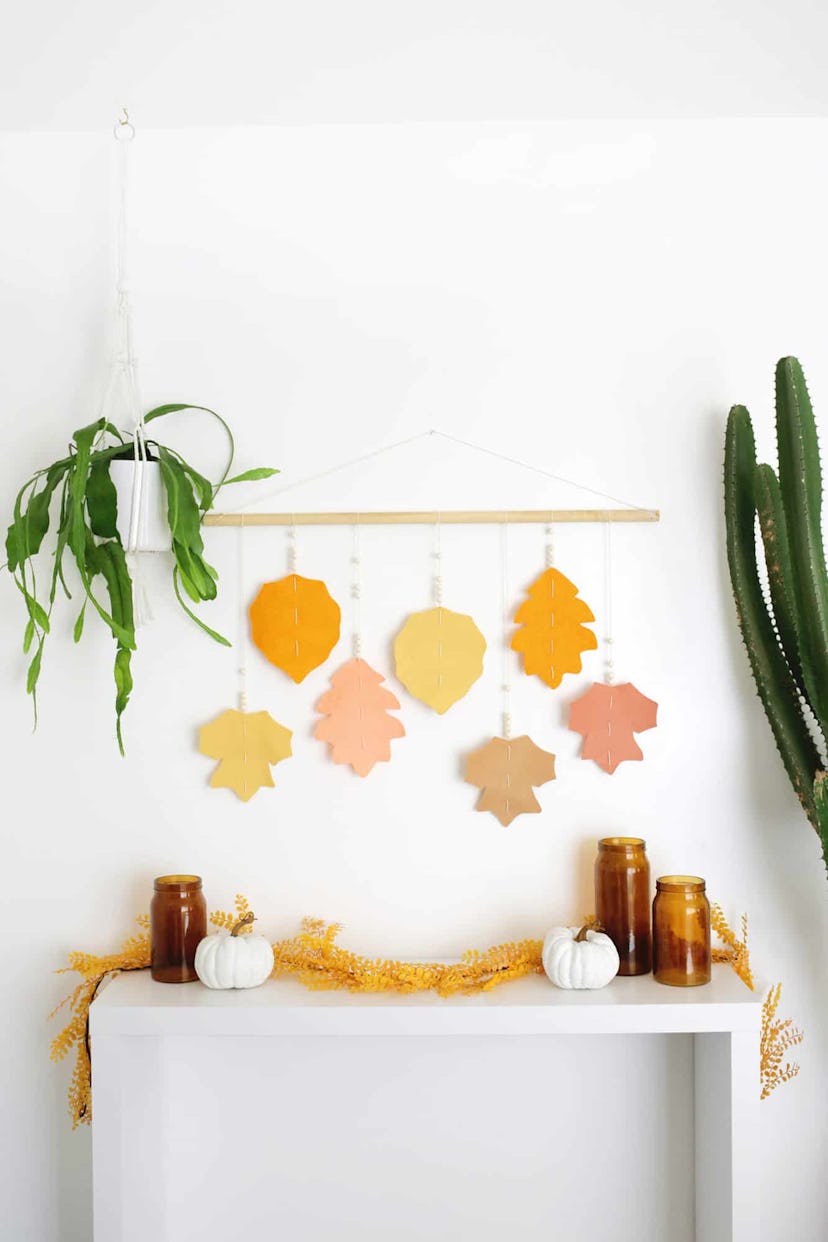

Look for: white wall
[1,120,827,1239]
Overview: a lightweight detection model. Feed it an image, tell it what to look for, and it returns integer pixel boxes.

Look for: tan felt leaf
[315,658,405,776]
[394,607,486,713]
[511,567,597,689]
[199,709,293,802]
[250,574,341,683]
[569,681,658,774]
[465,735,557,826]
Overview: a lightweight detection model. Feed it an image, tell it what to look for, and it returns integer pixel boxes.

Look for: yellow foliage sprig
[210,893,254,934]
[49,915,151,1128]
[710,904,754,990]
[760,982,804,1099]
[271,918,543,997]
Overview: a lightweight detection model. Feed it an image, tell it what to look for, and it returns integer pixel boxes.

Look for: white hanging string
[544,522,555,569]
[237,517,249,712]
[351,519,363,659]
[99,109,153,624]
[500,518,513,740]
[604,521,615,685]
[227,429,650,516]
[287,517,298,574]
[433,513,444,606]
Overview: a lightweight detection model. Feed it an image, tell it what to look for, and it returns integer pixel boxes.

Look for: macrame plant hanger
[100,108,153,626]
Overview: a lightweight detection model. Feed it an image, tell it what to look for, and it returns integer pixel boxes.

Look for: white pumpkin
[542,924,620,990]
[195,913,274,990]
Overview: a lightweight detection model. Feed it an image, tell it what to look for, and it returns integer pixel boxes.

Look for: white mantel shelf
[90,967,762,1242]
[91,965,760,1038]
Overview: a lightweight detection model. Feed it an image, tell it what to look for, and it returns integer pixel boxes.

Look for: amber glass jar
[594,838,652,976]
[150,875,207,983]
[653,876,711,987]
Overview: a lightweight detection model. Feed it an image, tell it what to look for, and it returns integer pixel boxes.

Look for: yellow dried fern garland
[50,896,801,1127]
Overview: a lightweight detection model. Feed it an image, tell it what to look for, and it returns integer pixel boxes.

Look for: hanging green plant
[5,402,276,753]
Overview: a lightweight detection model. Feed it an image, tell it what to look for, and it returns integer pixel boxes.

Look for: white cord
[500,519,512,740]
[433,513,444,606]
[604,521,615,685]
[544,522,555,569]
[237,517,249,712]
[288,518,298,574]
[351,519,363,659]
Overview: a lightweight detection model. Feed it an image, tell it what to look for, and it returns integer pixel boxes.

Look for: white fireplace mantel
[90,967,761,1242]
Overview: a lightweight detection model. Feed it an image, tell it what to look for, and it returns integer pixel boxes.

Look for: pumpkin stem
[230,911,256,937]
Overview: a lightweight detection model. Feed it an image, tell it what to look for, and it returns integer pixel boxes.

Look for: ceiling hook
[114,106,135,141]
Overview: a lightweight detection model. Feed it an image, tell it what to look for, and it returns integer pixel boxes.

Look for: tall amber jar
[150,875,207,983]
[652,876,711,987]
[594,838,652,976]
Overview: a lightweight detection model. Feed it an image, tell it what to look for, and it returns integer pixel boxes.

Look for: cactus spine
[725,357,828,875]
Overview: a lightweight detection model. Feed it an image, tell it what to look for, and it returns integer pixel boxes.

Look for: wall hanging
[3,113,277,752]
[204,431,660,813]
[314,524,405,775]
[569,523,658,773]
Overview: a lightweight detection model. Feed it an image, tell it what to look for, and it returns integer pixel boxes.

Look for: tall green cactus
[725,356,828,875]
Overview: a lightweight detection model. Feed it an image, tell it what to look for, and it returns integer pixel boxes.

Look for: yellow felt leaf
[198,709,293,802]
[250,574,341,683]
[394,607,486,713]
[511,568,597,689]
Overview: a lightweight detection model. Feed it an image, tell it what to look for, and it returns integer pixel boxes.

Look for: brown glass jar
[150,875,207,983]
[653,876,711,987]
[594,837,652,976]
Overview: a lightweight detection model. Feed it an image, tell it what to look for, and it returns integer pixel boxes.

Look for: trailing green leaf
[224,467,279,485]
[172,566,230,646]
[86,458,118,540]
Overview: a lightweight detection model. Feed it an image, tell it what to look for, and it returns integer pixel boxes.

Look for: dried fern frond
[50,918,152,1128]
[761,982,804,1100]
[710,904,754,990]
[272,918,543,997]
[210,893,254,934]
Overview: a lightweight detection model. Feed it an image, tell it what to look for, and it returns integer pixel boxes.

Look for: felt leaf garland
[394,607,486,713]
[569,682,658,774]
[465,735,557,826]
[314,658,405,776]
[250,574,341,683]
[511,568,597,689]
[198,709,293,801]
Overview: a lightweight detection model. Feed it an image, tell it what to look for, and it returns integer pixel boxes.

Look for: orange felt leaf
[198,708,293,801]
[511,568,597,689]
[250,574,341,683]
[465,735,557,826]
[314,658,405,776]
[569,681,658,774]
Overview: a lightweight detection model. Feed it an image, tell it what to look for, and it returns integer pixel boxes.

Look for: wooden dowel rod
[203,508,659,527]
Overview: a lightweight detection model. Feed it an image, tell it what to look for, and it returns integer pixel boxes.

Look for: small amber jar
[595,837,652,976]
[150,875,207,983]
[653,876,711,987]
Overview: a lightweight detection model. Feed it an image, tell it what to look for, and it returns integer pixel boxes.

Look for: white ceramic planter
[110,459,170,552]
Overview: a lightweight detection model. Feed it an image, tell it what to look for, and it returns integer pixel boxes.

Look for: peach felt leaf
[314,658,405,776]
